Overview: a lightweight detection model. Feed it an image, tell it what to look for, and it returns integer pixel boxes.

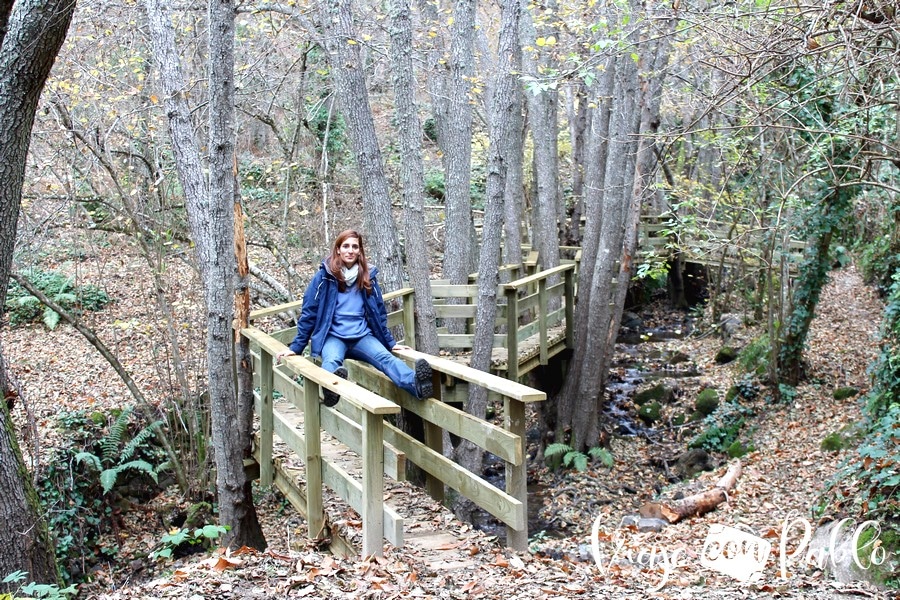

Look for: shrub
[737,335,770,375]
[5,269,110,328]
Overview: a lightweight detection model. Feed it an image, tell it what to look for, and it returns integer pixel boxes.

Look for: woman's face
[339,237,360,268]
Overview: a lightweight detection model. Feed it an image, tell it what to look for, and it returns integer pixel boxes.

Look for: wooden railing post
[505,397,527,552]
[402,290,416,350]
[564,267,575,348]
[505,287,519,381]
[303,375,325,540]
[259,351,274,487]
[538,278,548,365]
[361,410,385,557]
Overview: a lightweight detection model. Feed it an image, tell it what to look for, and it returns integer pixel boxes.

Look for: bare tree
[388,0,439,354]
[316,0,405,291]
[144,0,266,549]
[456,0,520,484]
[0,0,75,585]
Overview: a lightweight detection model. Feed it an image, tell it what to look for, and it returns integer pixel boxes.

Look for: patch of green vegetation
[833,386,859,400]
[714,346,739,364]
[638,401,662,424]
[633,383,674,406]
[821,432,847,452]
[5,269,110,329]
[689,400,755,454]
[855,522,900,588]
[544,443,614,472]
[726,439,754,458]
[737,335,770,375]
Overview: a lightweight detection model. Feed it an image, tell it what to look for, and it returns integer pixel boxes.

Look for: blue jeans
[321,334,419,398]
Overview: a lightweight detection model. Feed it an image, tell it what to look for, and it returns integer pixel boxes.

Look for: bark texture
[0,0,75,585]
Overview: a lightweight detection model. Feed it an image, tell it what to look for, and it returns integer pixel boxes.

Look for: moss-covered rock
[638,402,662,424]
[833,386,859,400]
[821,432,846,452]
[672,414,687,427]
[695,388,720,416]
[726,439,754,458]
[725,386,739,402]
[715,346,740,364]
[633,383,675,406]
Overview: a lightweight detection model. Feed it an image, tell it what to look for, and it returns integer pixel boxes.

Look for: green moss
[821,432,846,452]
[855,523,900,587]
[726,439,754,458]
[633,383,674,406]
[672,414,687,427]
[695,389,720,416]
[714,346,739,364]
[833,386,860,400]
[725,386,739,402]
[638,402,662,424]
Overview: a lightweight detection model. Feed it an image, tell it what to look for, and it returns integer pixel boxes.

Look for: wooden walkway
[239,222,807,559]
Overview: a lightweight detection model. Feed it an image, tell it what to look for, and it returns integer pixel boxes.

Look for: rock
[621,311,643,329]
[664,350,691,365]
[633,383,676,406]
[718,313,743,340]
[638,518,669,533]
[695,388,720,416]
[833,386,859,400]
[638,401,662,424]
[714,346,740,364]
[673,448,714,479]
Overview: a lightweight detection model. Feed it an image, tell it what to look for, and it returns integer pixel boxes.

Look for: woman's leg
[348,334,420,397]
[320,335,349,372]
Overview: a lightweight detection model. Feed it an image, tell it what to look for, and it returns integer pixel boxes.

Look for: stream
[470,316,697,544]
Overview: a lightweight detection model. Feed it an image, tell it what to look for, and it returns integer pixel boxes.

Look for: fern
[74,452,102,471]
[101,460,158,493]
[589,446,615,468]
[100,407,134,464]
[544,442,573,460]
[120,421,161,463]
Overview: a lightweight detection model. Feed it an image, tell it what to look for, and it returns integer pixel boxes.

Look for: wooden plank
[362,410,386,557]
[505,398,528,551]
[394,348,546,404]
[503,263,574,290]
[383,424,524,530]
[304,377,324,540]
[433,304,478,318]
[429,284,479,298]
[506,288,519,381]
[348,363,522,466]
[259,352,274,487]
[538,279,548,365]
[241,327,400,416]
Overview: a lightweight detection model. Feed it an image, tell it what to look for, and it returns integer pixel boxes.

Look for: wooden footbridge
[239,221,807,559]
[240,258,573,558]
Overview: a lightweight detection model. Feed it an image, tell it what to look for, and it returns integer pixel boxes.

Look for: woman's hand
[275,350,296,364]
[392,344,411,351]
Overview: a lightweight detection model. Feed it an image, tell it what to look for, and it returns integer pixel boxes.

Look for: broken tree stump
[640,460,742,524]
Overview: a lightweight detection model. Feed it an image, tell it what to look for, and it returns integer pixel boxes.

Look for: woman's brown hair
[328,229,372,293]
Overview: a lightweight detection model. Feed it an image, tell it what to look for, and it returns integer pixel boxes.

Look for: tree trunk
[0,0,75,584]
[502,50,525,268]
[317,0,404,292]
[520,0,560,271]
[456,0,520,481]
[388,0,439,356]
[442,0,477,288]
[565,82,588,244]
[144,0,265,549]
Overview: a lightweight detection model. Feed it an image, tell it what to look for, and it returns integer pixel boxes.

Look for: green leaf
[43,308,60,330]
[74,451,102,471]
[572,453,589,472]
[544,443,573,459]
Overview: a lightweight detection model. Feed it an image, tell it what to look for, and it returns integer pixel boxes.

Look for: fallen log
[640,460,742,524]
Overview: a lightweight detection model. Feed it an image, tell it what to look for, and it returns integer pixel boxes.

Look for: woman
[276,229,433,407]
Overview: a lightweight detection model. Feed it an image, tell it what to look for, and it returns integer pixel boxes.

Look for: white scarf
[341,263,359,288]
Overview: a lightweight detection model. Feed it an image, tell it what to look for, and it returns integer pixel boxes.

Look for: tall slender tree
[316,0,405,292]
[0,0,76,585]
[144,0,266,548]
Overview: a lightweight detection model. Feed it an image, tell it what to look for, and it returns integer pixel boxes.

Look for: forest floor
[4,231,894,599]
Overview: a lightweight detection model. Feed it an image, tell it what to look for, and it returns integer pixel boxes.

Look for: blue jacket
[288,261,396,358]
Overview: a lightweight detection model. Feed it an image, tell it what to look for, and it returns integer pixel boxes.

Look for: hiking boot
[414,359,433,399]
[322,366,348,407]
